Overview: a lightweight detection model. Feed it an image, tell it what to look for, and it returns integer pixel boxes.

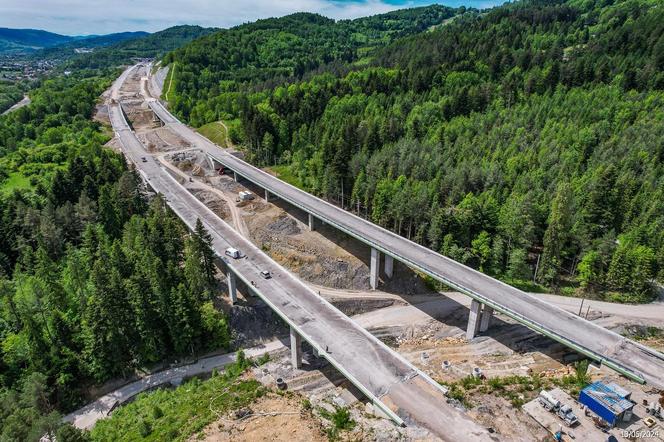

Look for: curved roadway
[143,66,664,390]
[111,65,496,441]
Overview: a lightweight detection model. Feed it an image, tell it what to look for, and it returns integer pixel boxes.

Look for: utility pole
[578,297,585,316]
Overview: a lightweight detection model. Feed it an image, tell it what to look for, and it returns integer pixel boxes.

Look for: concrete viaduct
[143,72,664,390]
[110,65,497,440]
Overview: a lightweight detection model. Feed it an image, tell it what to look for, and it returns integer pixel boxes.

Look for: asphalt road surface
[110,65,496,441]
[142,66,664,390]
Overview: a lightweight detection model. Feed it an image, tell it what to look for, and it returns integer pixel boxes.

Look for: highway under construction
[139,64,664,392]
[109,64,496,441]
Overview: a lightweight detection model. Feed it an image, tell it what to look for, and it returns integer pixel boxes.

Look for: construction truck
[558,404,579,426]
[539,391,579,426]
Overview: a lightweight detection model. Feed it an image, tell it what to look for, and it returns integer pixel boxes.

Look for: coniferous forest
[165,0,664,302]
[0,0,662,439]
[0,73,229,439]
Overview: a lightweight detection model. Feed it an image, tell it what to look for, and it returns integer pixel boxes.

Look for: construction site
[89,65,664,442]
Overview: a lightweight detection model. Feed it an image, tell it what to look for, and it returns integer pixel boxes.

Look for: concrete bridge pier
[370,248,380,290]
[233,171,238,182]
[466,299,482,340]
[290,326,302,369]
[227,271,237,304]
[384,254,394,279]
[308,213,315,231]
[480,306,493,332]
[264,189,269,202]
[206,155,215,171]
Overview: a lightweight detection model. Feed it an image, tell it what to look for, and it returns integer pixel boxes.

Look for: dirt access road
[111,65,497,441]
[143,64,664,391]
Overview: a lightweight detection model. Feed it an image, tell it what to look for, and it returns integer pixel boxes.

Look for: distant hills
[0,27,149,54]
[0,28,73,52]
[65,25,216,69]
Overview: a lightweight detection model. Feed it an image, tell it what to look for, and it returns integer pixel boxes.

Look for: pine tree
[193,219,216,288]
[539,183,574,286]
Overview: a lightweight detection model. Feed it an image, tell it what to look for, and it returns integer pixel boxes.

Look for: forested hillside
[0,74,230,439]
[33,31,149,60]
[66,25,216,70]
[0,28,73,54]
[166,0,664,302]
[163,5,458,125]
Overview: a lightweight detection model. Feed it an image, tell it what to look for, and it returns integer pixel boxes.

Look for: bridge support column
[206,155,215,171]
[479,306,493,333]
[466,300,481,340]
[308,213,315,231]
[370,248,379,290]
[384,255,393,279]
[227,271,237,304]
[265,189,269,202]
[290,326,302,369]
[233,171,238,182]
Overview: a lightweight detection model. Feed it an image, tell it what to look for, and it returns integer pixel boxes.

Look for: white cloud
[0,0,424,35]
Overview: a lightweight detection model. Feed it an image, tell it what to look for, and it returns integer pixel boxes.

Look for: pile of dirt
[125,105,157,129]
[170,151,212,176]
[190,189,230,220]
[138,130,183,153]
[266,215,301,236]
[191,392,327,442]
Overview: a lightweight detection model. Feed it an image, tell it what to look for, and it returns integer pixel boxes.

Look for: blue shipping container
[578,382,633,426]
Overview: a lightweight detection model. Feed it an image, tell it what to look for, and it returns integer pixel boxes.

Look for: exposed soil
[111,68,664,441]
[191,391,327,442]
[468,394,550,442]
[190,188,231,220]
[138,127,191,152]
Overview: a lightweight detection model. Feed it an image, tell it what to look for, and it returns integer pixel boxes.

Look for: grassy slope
[196,121,228,148]
[90,365,264,441]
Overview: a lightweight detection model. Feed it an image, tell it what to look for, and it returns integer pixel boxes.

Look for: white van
[225,247,241,259]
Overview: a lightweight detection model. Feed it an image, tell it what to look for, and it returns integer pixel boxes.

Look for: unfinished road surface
[110,65,496,441]
[142,65,664,390]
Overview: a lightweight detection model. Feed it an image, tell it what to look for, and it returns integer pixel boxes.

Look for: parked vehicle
[141,157,147,162]
[538,390,578,427]
[260,270,271,279]
[557,404,579,426]
[225,247,241,259]
[539,391,560,411]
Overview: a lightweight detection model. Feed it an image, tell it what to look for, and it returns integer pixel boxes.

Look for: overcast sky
[0,0,503,36]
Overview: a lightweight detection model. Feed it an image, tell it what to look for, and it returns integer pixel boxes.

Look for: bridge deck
[144,68,664,390]
[110,66,496,440]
